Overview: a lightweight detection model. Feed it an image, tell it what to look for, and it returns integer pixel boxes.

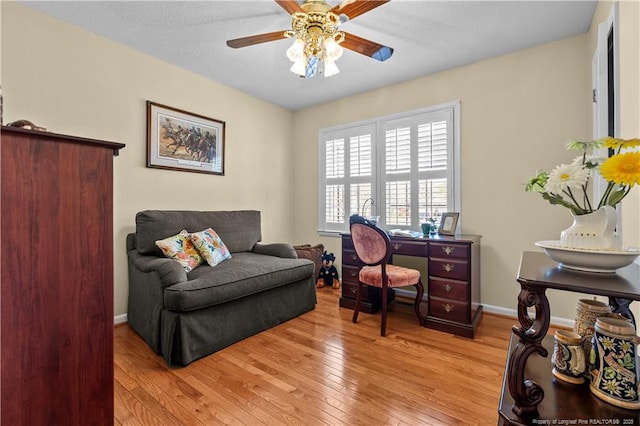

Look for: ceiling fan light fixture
[324,36,343,61]
[323,59,339,77]
[286,38,305,62]
[290,58,307,76]
[282,8,346,79]
[226,0,393,79]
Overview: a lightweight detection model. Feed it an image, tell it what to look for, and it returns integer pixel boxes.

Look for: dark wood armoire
[1,126,124,425]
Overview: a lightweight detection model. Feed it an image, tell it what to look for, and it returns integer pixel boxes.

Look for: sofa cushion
[189,228,232,267]
[136,210,261,256]
[155,230,204,272]
[163,252,314,312]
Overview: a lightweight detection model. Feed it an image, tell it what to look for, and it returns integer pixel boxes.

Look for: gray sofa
[126,210,316,366]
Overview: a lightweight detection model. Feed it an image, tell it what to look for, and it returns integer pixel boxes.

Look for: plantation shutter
[318,103,458,233]
[320,124,375,232]
[381,110,452,228]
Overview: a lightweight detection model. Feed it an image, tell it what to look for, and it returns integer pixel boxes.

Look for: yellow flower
[600,151,640,187]
[603,137,640,150]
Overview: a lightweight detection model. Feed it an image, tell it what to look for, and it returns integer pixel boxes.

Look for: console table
[498,251,640,425]
[340,233,482,338]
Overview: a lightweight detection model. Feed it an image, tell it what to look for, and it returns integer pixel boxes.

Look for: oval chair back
[348,214,425,336]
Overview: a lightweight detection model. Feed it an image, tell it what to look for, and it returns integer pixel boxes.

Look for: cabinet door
[1,133,114,425]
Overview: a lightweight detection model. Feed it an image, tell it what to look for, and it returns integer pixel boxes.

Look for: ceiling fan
[226,0,393,78]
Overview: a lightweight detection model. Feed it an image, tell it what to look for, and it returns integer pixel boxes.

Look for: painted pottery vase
[551,329,586,384]
[590,317,640,410]
[561,205,621,250]
[574,299,612,365]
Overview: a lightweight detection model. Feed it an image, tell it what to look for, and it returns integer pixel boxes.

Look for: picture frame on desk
[146,101,225,175]
[438,212,459,235]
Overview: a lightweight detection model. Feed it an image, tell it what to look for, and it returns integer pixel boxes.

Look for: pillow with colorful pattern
[155,230,203,272]
[189,228,232,267]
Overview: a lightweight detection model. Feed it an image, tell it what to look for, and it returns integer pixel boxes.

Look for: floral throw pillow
[155,230,203,272]
[188,228,232,267]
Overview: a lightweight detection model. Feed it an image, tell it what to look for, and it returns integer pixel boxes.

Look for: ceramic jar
[589,317,640,410]
[551,330,586,384]
[574,299,612,363]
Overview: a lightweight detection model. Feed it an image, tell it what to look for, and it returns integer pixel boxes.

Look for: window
[319,102,460,233]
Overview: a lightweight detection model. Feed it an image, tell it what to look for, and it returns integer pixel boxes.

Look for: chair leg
[380,283,388,337]
[352,282,363,323]
[413,279,425,326]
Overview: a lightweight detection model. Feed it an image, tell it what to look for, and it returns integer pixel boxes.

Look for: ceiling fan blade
[226,30,288,48]
[275,0,304,14]
[341,31,393,61]
[331,0,389,20]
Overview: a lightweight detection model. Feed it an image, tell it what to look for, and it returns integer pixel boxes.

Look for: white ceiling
[22,0,597,111]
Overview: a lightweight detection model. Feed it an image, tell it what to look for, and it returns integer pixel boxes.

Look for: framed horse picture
[146,101,225,175]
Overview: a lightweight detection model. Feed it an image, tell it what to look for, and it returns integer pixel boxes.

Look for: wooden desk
[340,233,482,338]
[499,251,640,424]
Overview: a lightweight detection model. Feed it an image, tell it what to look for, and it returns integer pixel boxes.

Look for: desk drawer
[429,277,468,302]
[342,281,360,299]
[342,264,361,284]
[429,242,470,260]
[342,236,355,251]
[341,281,392,305]
[390,239,428,256]
[429,296,469,323]
[428,258,469,281]
[343,249,361,266]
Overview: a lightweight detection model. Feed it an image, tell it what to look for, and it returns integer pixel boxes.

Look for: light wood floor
[114,289,522,425]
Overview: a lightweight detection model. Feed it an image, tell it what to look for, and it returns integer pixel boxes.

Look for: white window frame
[318,101,461,235]
[592,3,621,230]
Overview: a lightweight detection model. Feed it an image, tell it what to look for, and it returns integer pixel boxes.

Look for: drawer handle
[393,243,402,250]
[443,263,454,273]
[350,271,357,277]
[443,284,453,292]
[350,287,357,295]
[350,254,358,261]
[443,303,454,313]
[443,246,455,256]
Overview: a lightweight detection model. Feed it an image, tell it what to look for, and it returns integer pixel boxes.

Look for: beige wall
[292,34,593,320]
[618,0,640,247]
[292,1,638,321]
[3,1,639,322]
[2,3,295,317]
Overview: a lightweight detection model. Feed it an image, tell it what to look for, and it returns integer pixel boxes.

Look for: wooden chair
[349,215,425,336]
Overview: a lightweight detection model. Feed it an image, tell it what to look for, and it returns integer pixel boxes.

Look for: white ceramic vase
[560,205,621,250]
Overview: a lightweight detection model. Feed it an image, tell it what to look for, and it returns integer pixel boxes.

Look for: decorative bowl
[535,240,640,273]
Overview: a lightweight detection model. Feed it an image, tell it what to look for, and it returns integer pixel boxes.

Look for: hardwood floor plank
[115,288,519,425]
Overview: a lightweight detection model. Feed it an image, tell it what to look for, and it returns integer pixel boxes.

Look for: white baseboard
[114,314,128,325]
[481,303,574,329]
[394,288,428,301]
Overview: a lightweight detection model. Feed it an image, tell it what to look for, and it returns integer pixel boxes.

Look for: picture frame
[438,212,460,236]
[147,101,225,175]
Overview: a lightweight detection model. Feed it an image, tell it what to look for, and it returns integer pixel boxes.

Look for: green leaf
[604,366,616,379]
[622,353,635,369]
[606,188,627,206]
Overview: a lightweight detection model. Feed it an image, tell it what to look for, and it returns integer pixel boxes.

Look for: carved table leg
[609,297,636,327]
[507,285,550,418]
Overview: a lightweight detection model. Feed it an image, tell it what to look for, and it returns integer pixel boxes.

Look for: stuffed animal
[317,251,340,289]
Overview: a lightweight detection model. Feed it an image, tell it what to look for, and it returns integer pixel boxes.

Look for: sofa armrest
[252,242,298,259]
[128,249,188,287]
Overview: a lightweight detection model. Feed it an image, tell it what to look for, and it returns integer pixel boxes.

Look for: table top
[517,251,640,301]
